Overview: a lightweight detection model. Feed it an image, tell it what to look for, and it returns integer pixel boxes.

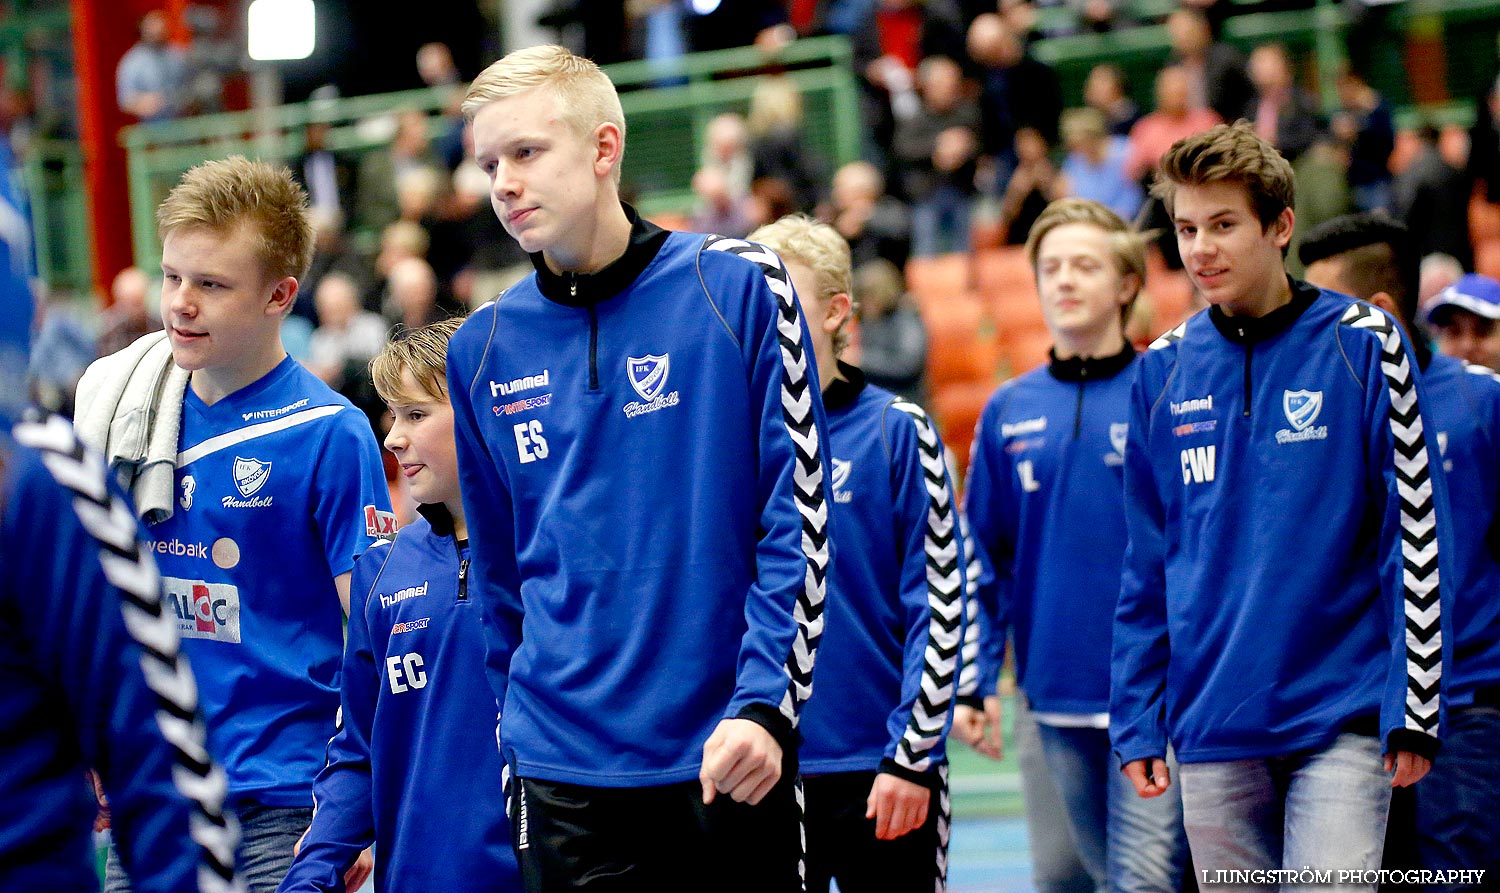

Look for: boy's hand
[866,773,930,840]
[700,718,782,806]
[1385,751,1431,788]
[345,848,374,890]
[952,695,1003,760]
[1122,758,1171,798]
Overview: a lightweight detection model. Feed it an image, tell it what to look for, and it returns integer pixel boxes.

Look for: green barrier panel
[122,36,861,272]
[21,139,92,295]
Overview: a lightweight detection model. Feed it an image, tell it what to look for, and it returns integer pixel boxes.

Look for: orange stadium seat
[931,379,996,487]
[905,253,971,307]
[922,293,1002,391]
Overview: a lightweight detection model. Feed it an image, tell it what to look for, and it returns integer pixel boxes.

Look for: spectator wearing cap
[1425,273,1500,371]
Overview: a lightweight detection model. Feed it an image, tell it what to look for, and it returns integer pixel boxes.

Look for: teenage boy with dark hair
[751,215,964,892]
[961,197,1188,893]
[449,46,830,890]
[279,318,520,893]
[1301,212,1500,885]
[1111,123,1451,882]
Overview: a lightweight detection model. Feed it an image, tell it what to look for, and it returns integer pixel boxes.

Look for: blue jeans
[1034,722,1189,893]
[1410,705,1500,890]
[1015,696,1096,893]
[106,804,313,893]
[1179,733,1390,892]
[911,186,973,257]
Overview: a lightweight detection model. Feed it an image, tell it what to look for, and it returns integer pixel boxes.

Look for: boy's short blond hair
[462,45,626,147]
[1151,121,1296,230]
[157,155,314,283]
[371,317,466,406]
[748,215,857,354]
[1025,197,1147,324]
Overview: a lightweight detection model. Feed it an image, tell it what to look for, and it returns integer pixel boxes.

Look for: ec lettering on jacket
[386,652,427,693]
[1180,445,1216,485]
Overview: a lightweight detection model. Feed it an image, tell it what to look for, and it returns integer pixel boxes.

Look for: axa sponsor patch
[162,577,242,643]
[365,505,398,539]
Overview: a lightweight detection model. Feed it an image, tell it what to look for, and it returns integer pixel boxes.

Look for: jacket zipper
[580,275,600,392]
[1240,330,1253,417]
[1072,369,1087,439]
[457,553,469,601]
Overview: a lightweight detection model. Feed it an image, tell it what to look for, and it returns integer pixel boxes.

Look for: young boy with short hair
[1111,123,1451,882]
[449,46,830,890]
[750,215,963,892]
[1300,213,1500,883]
[78,156,391,893]
[279,318,520,893]
[960,197,1188,893]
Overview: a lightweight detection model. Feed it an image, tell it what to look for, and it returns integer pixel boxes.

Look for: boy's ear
[1271,207,1295,249]
[824,292,853,335]
[594,121,624,179]
[1369,291,1399,319]
[267,276,299,317]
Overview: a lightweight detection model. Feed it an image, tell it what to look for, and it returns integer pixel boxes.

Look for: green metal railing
[21,139,92,294]
[120,35,863,272]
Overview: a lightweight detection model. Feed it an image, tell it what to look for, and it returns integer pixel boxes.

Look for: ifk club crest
[233,456,272,497]
[627,354,671,401]
[1282,390,1323,431]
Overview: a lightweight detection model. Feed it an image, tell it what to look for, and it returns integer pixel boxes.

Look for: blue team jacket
[1111,281,1453,765]
[801,364,964,784]
[965,345,1138,716]
[1421,353,1500,707]
[1,415,239,893]
[280,504,518,893]
[446,210,832,786]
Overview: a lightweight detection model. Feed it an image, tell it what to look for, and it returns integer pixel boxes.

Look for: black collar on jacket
[530,203,670,307]
[1046,341,1137,382]
[1209,277,1320,345]
[822,361,867,411]
[416,502,456,539]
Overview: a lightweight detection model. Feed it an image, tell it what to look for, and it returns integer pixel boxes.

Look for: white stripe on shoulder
[178,404,343,467]
[1465,362,1500,384]
[1149,322,1187,350]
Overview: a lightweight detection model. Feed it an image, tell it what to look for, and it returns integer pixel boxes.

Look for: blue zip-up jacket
[279,504,518,892]
[446,210,832,786]
[1420,354,1500,707]
[1,414,240,893]
[1111,281,1452,765]
[965,345,1138,716]
[802,363,964,784]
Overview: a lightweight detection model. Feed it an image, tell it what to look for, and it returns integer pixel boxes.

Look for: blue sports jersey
[280,504,518,893]
[1420,354,1500,707]
[1111,281,1453,765]
[1,414,241,893]
[149,356,392,808]
[965,345,1138,717]
[801,364,963,783]
[447,211,831,786]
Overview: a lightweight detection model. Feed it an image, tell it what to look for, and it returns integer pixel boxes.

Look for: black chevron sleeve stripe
[703,236,831,731]
[890,400,966,773]
[934,763,952,893]
[15,414,243,893]
[1339,303,1442,734]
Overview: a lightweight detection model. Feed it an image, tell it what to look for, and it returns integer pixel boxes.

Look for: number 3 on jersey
[514,420,549,464]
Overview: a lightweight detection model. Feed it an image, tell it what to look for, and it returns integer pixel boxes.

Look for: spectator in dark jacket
[1333,67,1396,213]
[967,12,1063,195]
[1167,7,1253,124]
[893,56,982,255]
[1397,125,1475,271]
[1244,44,1324,163]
